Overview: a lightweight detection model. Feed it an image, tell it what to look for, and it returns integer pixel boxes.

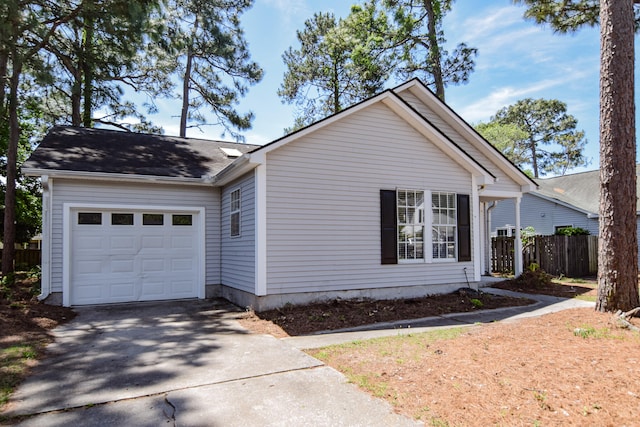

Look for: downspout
[38,176,52,301]
[485,201,498,275]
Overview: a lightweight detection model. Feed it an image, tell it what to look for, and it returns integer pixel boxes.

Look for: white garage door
[70,209,201,305]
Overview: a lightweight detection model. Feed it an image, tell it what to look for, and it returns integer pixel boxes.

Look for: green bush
[555,227,590,236]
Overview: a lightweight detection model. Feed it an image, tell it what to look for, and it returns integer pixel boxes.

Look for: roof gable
[393,79,536,192]
[241,84,498,185]
[22,126,259,182]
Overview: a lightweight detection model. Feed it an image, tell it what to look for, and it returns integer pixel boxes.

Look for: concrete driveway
[5,300,420,427]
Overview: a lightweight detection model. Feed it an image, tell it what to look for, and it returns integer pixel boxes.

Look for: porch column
[514,196,523,276]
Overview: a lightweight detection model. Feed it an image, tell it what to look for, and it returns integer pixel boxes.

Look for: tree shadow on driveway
[4,299,321,419]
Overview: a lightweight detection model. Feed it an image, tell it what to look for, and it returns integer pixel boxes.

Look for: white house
[22,79,535,309]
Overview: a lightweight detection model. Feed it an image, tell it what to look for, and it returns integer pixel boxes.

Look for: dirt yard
[240,273,640,426]
[2,272,639,425]
[309,307,640,426]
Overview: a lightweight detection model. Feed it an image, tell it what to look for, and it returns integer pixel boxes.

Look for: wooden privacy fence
[0,249,41,270]
[492,235,598,277]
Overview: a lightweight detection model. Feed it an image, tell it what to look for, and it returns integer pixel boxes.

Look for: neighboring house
[491,167,640,267]
[22,79,535,309]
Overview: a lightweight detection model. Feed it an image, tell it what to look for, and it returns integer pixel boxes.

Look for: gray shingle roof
[22,126,260,180]
[534,165,640,214]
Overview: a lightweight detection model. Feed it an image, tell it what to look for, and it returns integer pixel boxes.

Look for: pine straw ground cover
[310,308,640,426]
[240,274,640,426]
[0,272,75,409]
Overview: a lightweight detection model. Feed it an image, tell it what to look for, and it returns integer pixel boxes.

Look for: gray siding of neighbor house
[397,91,522,194]
[263,102,477,295]
[49,179,221,293]
[221,172,256,294]
[490,193,599,236]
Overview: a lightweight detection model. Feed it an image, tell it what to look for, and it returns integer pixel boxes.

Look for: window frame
[431,191,458,262]
[397,189,426,263]
[77,212,102,225]
[111,213,134,226]
[230,188,241,238]
[172,214,193,226]
[554,225,573,233]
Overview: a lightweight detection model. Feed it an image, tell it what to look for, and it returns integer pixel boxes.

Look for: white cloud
[456,77,578,123]
[261,0,313,26]
[451,5,526,42]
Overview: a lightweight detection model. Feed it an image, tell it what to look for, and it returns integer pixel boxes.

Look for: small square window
[78,212,102,225]
[143,213,164,225]
[172,214,192,226]
[112,213,134,225]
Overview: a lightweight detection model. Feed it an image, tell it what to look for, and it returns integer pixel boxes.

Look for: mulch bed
[248,288,534,336]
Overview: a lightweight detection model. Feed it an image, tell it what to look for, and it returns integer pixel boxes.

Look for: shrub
[555,227,590,236]
[511,268,553,288]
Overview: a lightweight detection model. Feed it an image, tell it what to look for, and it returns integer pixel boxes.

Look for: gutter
[37,176,52,301]
[22,168,214,186]
[588,211,640,219]
[212,153,261,186]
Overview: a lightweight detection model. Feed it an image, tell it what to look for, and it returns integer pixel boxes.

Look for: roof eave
[530,191,596,216]
[22,168,214,186]
[211,155,258,186]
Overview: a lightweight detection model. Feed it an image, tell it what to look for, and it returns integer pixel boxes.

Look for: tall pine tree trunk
[180,16,199,138]
[82,15,94,128]
[0,53,7,112]
[179,49,193,138]
[597,0,640,312]
[424,0,444,101]
[2,59,20,275]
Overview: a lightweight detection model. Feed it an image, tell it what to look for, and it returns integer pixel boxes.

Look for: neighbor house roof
[22,126,259,182]
[532,165,640,215]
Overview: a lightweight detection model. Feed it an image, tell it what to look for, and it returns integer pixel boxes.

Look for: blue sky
[148,0,636,175]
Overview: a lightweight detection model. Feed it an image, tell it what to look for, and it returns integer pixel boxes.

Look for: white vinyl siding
[221,173,256,293]
[264,103,475,294]
[49,179,220,294]
[397,91,522,194]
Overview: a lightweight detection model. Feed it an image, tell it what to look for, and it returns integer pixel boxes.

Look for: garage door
[70,209,201,305]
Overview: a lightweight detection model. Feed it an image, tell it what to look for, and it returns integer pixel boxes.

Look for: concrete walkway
[3,290,594,426]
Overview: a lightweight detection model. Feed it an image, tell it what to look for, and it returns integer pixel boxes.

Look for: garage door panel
[141,235,165,249]
[76,235,104,251]
[171,280,195,294]
[70,209,201,305]
[171,235,195,250]
[109,235,136,251]
[142,258,165,272]
[171,258,195,272]
[141,281,165,296]
[74,283,106,301]
[76,260,103,274]
[110,259,135,273]
[111,281,137,298]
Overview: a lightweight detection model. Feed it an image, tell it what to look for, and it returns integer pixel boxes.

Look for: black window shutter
[457,194,472,262]
[380,190,398,264]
